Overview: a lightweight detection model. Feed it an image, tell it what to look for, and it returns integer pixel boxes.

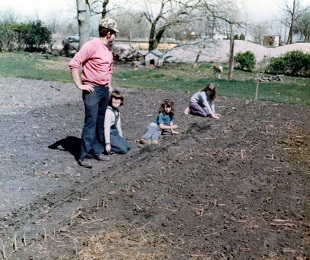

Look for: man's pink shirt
[69,38,113,86]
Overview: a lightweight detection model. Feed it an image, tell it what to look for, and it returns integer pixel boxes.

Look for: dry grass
[130,43,177,50]
[76,225,169,260]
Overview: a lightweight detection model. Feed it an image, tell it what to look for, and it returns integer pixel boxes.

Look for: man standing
[69,18,118,168]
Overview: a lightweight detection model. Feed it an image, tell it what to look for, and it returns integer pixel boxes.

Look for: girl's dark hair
[109,90,124,107]
[158,99,175,116]
[201,83,216,100]
[98,26,115,37]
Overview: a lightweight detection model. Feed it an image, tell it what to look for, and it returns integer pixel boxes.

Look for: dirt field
[0,72,309,259]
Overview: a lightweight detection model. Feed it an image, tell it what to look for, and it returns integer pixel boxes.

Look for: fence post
[255,80,259,100]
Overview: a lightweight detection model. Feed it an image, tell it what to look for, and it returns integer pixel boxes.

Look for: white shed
[144,49,164,67]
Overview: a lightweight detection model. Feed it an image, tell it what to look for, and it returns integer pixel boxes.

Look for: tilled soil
[0,76,309,259]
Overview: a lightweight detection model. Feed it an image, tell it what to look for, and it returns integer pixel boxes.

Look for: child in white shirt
[104,90,131,154]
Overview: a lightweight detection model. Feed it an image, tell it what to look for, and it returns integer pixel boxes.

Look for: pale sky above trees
[1,0,309,23]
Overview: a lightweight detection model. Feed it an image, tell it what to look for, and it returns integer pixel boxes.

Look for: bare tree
[199,0,243,79]
[76,0,91,49]
[91,0,124,19]
[294,6,310,42]
[116,11,148,42]
[280,0,305,44]
[287,0,298,43]
[93,0,110,18]
[249,21,269,44]
[143,0,200,51]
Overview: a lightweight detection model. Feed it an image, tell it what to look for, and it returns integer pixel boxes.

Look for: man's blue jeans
[80,86,109,159]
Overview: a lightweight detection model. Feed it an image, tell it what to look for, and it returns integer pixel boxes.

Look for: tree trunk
[193,44,206,68]
[228,23,234,79]
[76,0,90,50]
[149,26,168,51]
[155,28,165,47]
[148,24,157,51]
[287,0,297,44]
[101,0,109,19]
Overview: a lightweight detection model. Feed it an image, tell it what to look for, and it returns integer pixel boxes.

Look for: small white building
[144,49,164,67]
[263,35,281,47]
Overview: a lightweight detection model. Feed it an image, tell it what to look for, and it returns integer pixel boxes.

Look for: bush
[0,22,17,51]
[266,50,310,77]
[9,20,52,52]
[234,51,256,72]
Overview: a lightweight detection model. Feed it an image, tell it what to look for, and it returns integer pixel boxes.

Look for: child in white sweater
[104,90,131,154]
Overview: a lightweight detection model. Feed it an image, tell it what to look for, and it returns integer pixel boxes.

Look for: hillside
[164,40,310,64]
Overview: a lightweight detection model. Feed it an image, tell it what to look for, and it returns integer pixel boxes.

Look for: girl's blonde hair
[159,99,175,116]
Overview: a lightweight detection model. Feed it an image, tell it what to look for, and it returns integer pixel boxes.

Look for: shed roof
[145,49,164,57]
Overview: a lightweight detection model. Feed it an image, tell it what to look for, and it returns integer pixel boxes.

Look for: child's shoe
[139,138,150,144]
[78,158,93,168]
[184,107,190,115]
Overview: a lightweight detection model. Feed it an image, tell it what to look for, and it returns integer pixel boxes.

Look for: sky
[243,0,310,22]
[0,0,310,23]
[0,0,76,21]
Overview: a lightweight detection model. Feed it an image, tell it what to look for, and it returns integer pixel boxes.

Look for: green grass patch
[113,64,310,105]
[215,80,310,104]
[0,52,309,105]
[0,52,72,82]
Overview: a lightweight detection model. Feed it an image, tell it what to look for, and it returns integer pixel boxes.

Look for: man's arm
[71,69,94,93]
